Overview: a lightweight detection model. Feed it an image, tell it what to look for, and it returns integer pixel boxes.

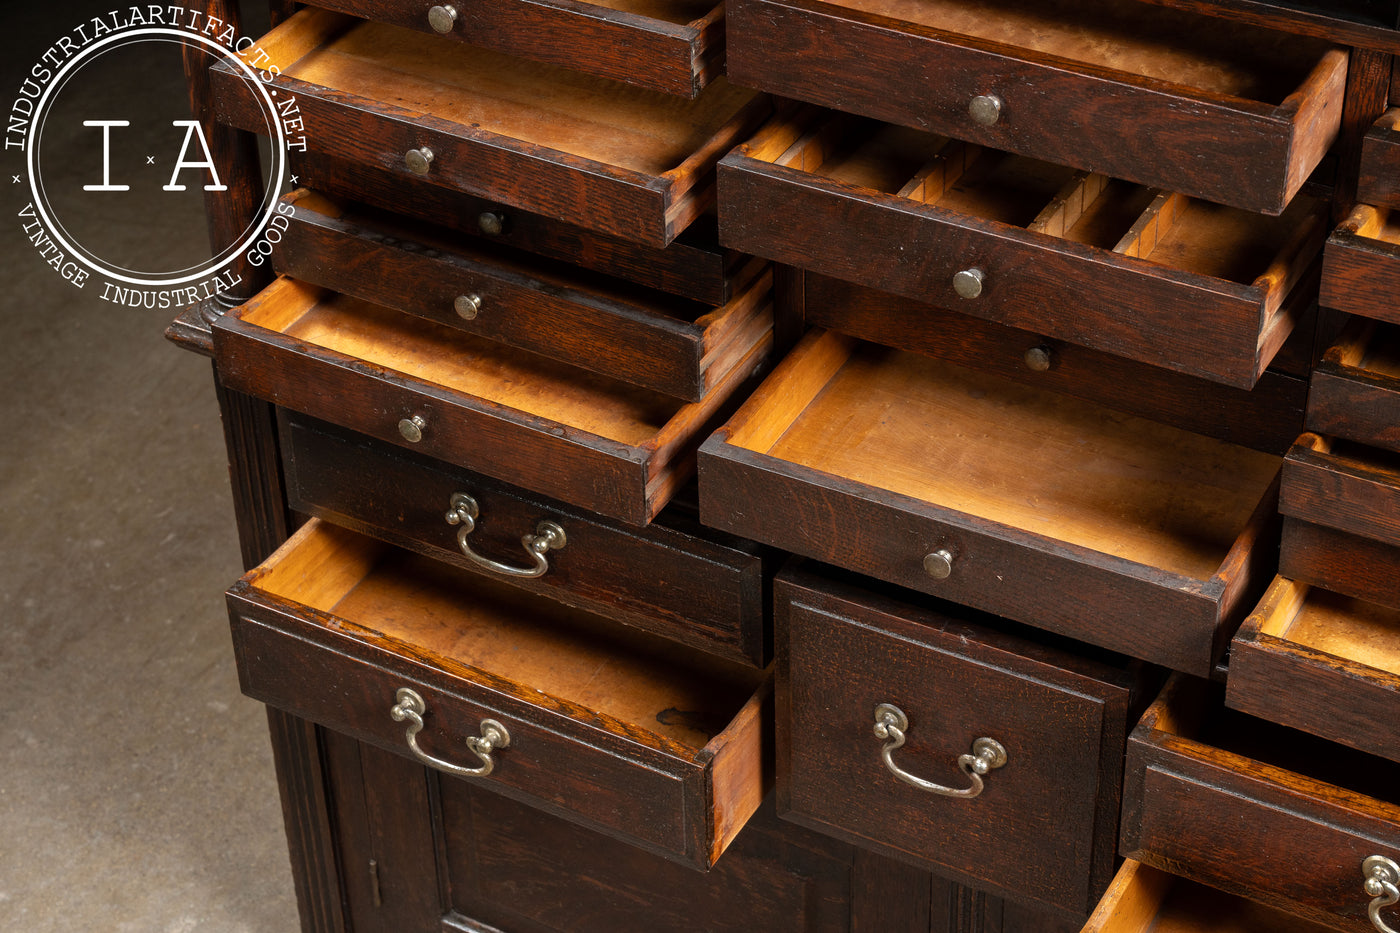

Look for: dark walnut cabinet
[171,0,1400,931]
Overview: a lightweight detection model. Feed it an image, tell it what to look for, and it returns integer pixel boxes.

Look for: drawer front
[1360,108,1400,210]
[273,191,771,403]
[298,0,722,97]
[1321,206,1400,326]
[213,278,769,525]
[1281,517,1400,611]
[776,568,1135,917]
[1124,679,1400,932]
[1307,318,1400,452]
[725,0,1345,214]
[293,152,763,307]
[719,115,1325,389]
[230,521,770,869]
[1282,434,1400,550]
[213,10,768,248]
[281,411,769,666]
[803,274,1308,454]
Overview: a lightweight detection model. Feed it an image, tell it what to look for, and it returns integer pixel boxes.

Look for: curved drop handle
[445,492,566,579]
[390,687,510,778]
[1364,855,1400,933]
[873,703,1006,799]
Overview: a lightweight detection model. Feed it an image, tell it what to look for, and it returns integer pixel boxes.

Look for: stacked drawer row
[183,0,1400,931]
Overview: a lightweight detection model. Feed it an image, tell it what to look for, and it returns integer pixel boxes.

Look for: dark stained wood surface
[775,565,1137,919]
[302,0,724,97]
[1122,677,1400,932]
[1307,318,1400,451]
[803,273,1308,454]
[725,0,1346,214]
[1334,53,1394,218]
[1321,205,1400,324]
[1359,108,1400,208]
[718,113,1327,389]
[1282,433,1400,548]
[273,190,772,402]
[280,411,771,667]
[1126,0,1400,53]
[1281,517,1400,610]
[289,152,761,307]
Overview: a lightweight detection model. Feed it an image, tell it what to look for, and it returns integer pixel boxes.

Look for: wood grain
[1321,205,1400,325]
[1308,318,1400,452]
[1359,107,1400,209]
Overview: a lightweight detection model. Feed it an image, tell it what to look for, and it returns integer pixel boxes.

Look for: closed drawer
[213,9,769,247]
[302,0,723,97]
[802,274,1309,455]
[725,0,1345,215]
[775,564,1137,918]
[1308,317,1400,452]
[700,330,1282,675]
[1360,108,1400,210]
[280,411,770,666]
[1322,205,1400,326]
[274,190,771,402]
[1230,575,1400,763]
[1122,676,1400,931]
[228,519,770,869]
[1083,859,1340,933]
[292,152,763,306]
[718,112,1326,388]
[213,278,769,525]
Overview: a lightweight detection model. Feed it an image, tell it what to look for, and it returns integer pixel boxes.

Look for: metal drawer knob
[427,4,458,32]
[923,547,956,580]
[398,414,427,443]
[478,211,506,236]
[969,94,1003,126]
[1024,344,1054,372]
[390,687,509,778]
[1364,856,1400,933]
[445,492,566,578]
[953,268,984,299]
[873,704,1006,799]
[405,147,435,175]
[454,294,482,320]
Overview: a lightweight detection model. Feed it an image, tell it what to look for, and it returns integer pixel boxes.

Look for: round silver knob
[923,547,955,580]
[427,4,458,33]
[477,211,505,236]
[405,147,435,175]
[969,94,1003,127]
[953,268,985,299]
[1024,344,1053,372]
[398,415,427,443]
[454,294,482,320]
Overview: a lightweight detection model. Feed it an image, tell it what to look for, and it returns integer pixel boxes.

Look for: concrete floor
[1,3,300,931]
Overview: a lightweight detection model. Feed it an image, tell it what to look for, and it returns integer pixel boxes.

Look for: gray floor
[1,3,300,930]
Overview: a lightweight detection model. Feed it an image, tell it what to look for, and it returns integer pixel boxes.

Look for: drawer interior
[1327,318,1400,379]
[584,0,717,23]
[252,521,765,752]
[804,0,1331,103]
[777,117,1320,287]
[263,12,756,176]
[1346,205,1400,249]
[1257,584,1400,680]
[739,339,1280,580]
[243,285,686,447]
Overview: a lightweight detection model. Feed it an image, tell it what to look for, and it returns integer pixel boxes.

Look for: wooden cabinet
[173,0,1400,930]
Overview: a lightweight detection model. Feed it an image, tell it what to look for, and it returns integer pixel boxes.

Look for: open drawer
[213,277,770,525]
[1361,108,1400,210]
[300,0,724,97]
[1279,433,1400,610]
[1308,317,1400,453]
[280,411,771,667]
[227,518,770,869]
[724,0,1345,215]
[1230,576,1400,763]
[1322,205,1400,326]
[699,330,1283,675]
[718,113,1326,389]
[212,9,769,247]
[775,563,1139,918]
[274,190,772,402]
[1083,860,1343,933]
[1122,676,1400,931]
